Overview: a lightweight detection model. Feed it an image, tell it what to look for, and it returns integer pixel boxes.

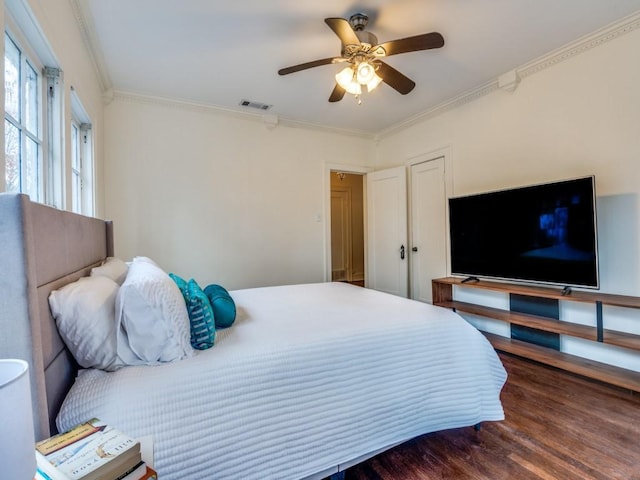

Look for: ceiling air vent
[239,99,272,111]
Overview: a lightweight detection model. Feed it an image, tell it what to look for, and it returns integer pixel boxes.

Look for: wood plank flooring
[342,353,640,480]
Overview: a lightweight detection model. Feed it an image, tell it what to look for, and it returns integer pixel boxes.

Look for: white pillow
[116,260,193,364]
[91,257,129,285]
[49,276,122,371]
[131,256,159,267]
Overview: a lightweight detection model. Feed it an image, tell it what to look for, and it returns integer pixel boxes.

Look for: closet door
[409,157,447,303]
[366,166,408,297]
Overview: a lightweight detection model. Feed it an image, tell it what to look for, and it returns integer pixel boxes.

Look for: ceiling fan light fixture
[279,15,445,103]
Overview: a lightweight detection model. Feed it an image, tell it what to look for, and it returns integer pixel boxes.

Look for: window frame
[4,28,46,202]
[70,119,81,212]
[70,90,94,216]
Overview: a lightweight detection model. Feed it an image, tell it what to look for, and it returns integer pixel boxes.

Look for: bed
[0,193,507,480]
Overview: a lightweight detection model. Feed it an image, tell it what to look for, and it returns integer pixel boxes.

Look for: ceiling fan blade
[278,57,339,76]
[324,17,360,46]
[376,61,415,95]
[329,83,346,102]
[376,32,444,57]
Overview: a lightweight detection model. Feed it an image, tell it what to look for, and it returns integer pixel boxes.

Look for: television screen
[448,176,599,288]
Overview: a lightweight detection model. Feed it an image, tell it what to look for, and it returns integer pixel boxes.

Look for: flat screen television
[448,176,599,289]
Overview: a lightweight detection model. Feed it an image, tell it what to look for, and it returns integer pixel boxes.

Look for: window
[4,32,43,201]
[4,7,95,213]
[70,91,94,216]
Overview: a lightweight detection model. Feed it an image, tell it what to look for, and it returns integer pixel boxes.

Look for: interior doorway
[330,172,365,285]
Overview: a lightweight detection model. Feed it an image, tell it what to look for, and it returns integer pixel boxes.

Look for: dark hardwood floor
[342,353,640,480]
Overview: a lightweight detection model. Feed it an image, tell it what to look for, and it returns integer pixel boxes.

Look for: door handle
[412,246,418,252]
[400,245,405,260]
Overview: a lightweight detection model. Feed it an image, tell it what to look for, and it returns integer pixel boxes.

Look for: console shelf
[484,333,640,392]
[432,277,640,392]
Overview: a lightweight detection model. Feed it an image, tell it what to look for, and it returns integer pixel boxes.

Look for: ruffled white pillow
[90,257,128,285]
[116,259,193,364]
[49,276,122,371]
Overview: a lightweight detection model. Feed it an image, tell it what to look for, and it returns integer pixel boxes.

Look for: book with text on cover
[35,418,141,480]
[34,463,153,480]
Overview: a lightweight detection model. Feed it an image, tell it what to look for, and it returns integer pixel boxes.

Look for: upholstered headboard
[0,193,113,440]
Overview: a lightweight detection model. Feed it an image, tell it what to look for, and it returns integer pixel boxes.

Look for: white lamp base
[0,359,36,480]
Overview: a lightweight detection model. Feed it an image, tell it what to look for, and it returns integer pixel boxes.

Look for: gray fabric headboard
[0,193,113,440]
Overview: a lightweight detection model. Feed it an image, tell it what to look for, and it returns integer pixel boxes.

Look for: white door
[367,166,408,297]
[410,157,447,303]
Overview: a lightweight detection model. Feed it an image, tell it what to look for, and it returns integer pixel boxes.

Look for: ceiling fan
[278,13,444,103]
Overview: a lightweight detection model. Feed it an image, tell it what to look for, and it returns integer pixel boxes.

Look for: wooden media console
[432,277,640,392]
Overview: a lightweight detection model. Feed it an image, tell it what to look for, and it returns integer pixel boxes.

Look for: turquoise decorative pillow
[185,279,216,350]
[204,284,236,329]
[169,273,187,295]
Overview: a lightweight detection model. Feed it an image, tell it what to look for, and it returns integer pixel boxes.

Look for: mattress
[57,282,507,480]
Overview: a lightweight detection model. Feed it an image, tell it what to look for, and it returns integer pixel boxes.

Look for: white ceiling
[78,0,640,135]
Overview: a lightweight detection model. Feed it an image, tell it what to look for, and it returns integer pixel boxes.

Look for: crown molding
[69,0,112,92]
[375,81,500,140]
[110,90,375,140]
[518,11,640,79]
[376,11,640,140]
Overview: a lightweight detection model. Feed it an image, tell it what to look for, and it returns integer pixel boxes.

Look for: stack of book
[34,418,157,480]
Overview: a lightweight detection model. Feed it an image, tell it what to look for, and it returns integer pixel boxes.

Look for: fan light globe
[335,67,362,95]
[366,73,383,92]
[356,62,375,84]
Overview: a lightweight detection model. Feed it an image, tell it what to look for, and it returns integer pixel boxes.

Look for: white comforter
[58,282,507,480]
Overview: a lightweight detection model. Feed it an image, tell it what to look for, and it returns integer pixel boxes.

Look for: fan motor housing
[355,30,378,47]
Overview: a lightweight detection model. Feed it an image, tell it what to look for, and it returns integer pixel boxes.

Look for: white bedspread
[58,282,506,480]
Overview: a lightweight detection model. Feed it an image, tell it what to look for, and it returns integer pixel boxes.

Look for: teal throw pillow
[185,279,216,350]
[169,273,187,296]
[203,284,236,329]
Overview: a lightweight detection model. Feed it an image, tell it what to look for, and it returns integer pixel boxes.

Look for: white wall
[104,95,374,289]
[377,26,640,297]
